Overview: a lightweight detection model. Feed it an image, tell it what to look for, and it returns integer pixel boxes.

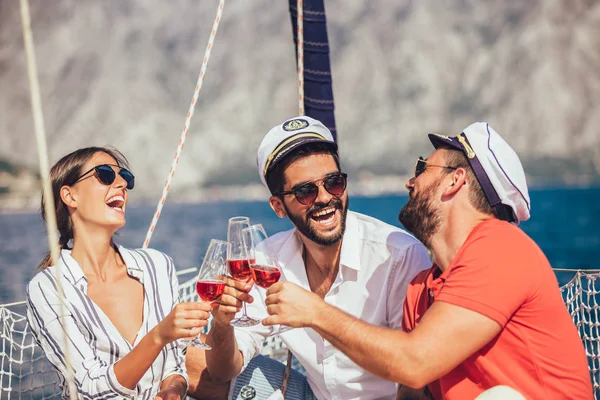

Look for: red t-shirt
[402,219,592,400]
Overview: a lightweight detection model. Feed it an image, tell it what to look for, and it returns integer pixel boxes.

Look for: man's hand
[155,386,182,400]
[211,276,254,325]
[155,375,187,400]
[263,281,326,328]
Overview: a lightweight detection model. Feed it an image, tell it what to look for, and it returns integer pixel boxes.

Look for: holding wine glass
[190,239,230,349]
[242,224,292,336]
[228,216,261,327]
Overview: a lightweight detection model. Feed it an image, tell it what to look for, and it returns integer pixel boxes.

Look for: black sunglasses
[73,164,135,190]
[276,172,347,205]
[414,157,457,178]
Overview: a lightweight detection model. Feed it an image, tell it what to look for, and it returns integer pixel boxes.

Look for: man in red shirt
[263,122,593,399]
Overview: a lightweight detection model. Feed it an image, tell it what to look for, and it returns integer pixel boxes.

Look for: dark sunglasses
[73,164,135,190]
[276,172,347,205]
[414,156,457,178]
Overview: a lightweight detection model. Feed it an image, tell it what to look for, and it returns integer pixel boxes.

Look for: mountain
[1,0,599,207]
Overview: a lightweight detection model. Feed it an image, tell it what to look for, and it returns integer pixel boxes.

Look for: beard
[398,179,442,249]
[285,197,348,246]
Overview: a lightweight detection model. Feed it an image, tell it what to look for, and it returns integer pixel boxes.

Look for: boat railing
[1,268,599,399]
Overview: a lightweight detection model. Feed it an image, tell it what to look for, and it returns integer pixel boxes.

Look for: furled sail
[288,0,337,142]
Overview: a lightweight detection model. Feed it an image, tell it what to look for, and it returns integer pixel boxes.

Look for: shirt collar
[58,249,86,286]
[339,211,362,271]
[58,244,144,287]
[118,246,144,282]
[275,210,362,290]
[425,264,447,289]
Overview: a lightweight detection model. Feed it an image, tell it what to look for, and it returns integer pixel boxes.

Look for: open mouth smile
[309,206,337,225]
[106,195,125,212]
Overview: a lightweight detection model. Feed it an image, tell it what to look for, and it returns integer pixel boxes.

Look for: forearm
[204,321,244,382]
[185,344,232,399]
[113,328,165,389]
[312,303,426,387]
[160,374,187,397]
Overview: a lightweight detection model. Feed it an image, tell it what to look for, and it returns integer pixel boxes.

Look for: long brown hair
[38,147,130,269]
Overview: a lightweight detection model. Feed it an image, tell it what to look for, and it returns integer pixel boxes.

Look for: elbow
[389,348,433,389]
[397,361,439,390]
[401,371,431,391]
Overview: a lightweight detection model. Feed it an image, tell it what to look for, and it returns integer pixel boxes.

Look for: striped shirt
[26,246,188,400]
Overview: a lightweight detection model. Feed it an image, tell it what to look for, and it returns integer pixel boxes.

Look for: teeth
[313,207,335,217]
[106,195,125,211]
[106,195,124,204]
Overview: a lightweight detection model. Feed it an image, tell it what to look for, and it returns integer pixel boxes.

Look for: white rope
[297,0,305,116]
[282,0,306,380]
[143,0,225,248]
[18,0,77,399]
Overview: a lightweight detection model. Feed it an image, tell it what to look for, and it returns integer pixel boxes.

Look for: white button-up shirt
[26,246,188,399]
[236,211,431,400]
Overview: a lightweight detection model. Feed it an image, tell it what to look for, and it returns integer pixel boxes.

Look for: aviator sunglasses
[73,164,135,190]
[414,156,457,178]
[276,172,347,205]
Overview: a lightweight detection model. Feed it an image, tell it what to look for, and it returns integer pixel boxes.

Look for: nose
[113,171,128,190]
[313,180,333,204]
[405,176,415,191]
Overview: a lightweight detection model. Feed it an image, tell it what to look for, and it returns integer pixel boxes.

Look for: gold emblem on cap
[457,133,476,159]
[283,119,308,131]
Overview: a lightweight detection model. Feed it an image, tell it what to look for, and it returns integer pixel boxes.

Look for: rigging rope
[282,0,306,386]
[143,0,226,248]
[19,0,77,398]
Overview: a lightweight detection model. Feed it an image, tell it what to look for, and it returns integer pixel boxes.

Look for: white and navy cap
[428,122,531,225]
[257,116,338,188]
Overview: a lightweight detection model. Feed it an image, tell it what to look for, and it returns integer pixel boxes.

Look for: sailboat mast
[288,0,337,142]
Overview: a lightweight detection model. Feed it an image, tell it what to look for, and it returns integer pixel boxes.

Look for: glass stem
[242,301,248,316]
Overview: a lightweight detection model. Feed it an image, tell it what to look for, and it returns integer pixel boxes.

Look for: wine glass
[243,224,282,289]
[242,224,291,336]
[190,239,229,349]
[228,216,261,327]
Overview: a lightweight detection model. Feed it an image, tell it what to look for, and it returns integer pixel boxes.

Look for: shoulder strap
[280,350,293,397]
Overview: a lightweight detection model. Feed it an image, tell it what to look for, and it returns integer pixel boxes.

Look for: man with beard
[187,116,431,399]
[262,122,593,400]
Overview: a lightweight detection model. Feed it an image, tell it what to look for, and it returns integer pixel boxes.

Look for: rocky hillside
[1,0,599,204]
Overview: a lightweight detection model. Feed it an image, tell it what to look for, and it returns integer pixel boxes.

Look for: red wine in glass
[196,280,226,302]
[227,258,255,281]
[251,265,281,289]
[190,238,229,350]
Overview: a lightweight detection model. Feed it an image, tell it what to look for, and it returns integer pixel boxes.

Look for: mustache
[307,198,343,216]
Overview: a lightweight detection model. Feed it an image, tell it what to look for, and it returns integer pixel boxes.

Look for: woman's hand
[153,302,211,346]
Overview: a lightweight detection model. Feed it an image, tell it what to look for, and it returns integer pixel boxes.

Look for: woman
[26,147,210,399]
